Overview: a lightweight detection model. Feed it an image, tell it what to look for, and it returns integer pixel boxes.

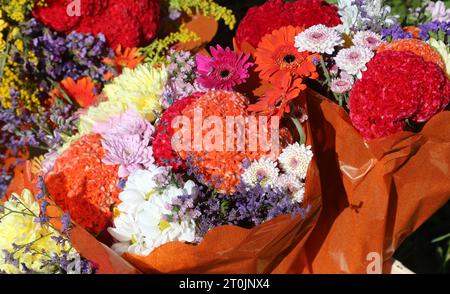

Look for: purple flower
[419,21,450,43]
[382,23,413,41]
[102,135,155,178]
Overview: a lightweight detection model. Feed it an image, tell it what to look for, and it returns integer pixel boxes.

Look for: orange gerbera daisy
[248,76,306,116]
[104,45,144,74]
[254,26,319,85]
[53,77,98,108]
[377,39,446,72]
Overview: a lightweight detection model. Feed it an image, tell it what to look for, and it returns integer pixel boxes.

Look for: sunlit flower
[278,143,313,180]
[103,63,168,122]
[334,46,374,78]
[277,174,305,203]
[255,26,319,84]
[352,31,384,50]
[294,24,344,55]
[196,45,253,90]
[242,158,280,188]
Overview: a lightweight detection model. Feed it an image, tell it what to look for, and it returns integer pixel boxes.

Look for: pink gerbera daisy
[195,45,253,90]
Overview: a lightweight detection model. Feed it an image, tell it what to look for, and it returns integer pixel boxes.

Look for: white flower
[429,38,450,77]
[117,165,171,214]
[278,143,313,180]
[294,25,344,55]
[336,0,359,34]
[331,71,354,94]
[334,46,374,79]
[242,158,279,188]
[108,168,197,256]
[426,0,450,22]
[352,31,384,50]
[277,174,305,203]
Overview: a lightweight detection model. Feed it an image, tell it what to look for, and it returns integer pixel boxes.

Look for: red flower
[45,134,121,234]
[235,0,341,48]
[33,0,160,49]
[153,94,201,172]
[349,50,450,140]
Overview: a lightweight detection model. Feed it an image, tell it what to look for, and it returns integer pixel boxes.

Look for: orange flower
[53,77,98,108]
[254,26,319,85]
[403,26,421,39]
[377,39,446,72]
[178,91,275,194]
[104,45,145,73]
[248,77,306,117]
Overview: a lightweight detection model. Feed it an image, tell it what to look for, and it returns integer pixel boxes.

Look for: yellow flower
[0,189,74,274]
[103,63,168,122]
[429,38,450,78]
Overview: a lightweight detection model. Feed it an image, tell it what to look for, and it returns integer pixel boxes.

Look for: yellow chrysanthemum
[0,10,7,51]
[429,38,450,78]
[0,189,73,274]
[103,63,168,122]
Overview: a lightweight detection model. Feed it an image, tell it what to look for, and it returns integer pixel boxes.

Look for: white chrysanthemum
[352,31,384,50]
[103,63,168,122]
[242,158,280,188]
[108,169,197,256]
[277,174,305,203]
[334,46,374,79]
[429,38,450,77]
[295,24,344,55]
[278,143,313,180]
[331,71,354,94]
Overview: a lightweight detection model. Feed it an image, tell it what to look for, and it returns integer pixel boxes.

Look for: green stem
[319,55,331,87]
[289,115,306,145]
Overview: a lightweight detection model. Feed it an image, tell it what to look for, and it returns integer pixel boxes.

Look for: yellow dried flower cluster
[169,0,236,30]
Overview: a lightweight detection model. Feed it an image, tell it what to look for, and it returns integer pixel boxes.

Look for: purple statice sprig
[381,22,413,41]
[419,21,450,43]
[170,180,308,241]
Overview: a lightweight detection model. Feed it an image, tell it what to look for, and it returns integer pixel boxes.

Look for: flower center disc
[283,54,296,64]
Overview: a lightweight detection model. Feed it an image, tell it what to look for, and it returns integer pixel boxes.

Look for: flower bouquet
[1,0,450,274]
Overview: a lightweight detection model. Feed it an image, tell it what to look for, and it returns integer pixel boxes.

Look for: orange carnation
[178,91,276,194]
[45,134,121,234]
[377,39,446,72]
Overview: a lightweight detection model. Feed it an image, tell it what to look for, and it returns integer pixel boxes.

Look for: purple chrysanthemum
[195,45,253,91]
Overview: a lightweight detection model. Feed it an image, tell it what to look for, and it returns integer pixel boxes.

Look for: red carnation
[235,0,341,48]
[45,134,121,234]
[349,50,450,140]
[33,0,160,49]
[153,94,201,172]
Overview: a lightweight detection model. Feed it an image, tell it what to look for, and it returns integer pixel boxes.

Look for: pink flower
[102,135,155,178]
[93,108,155,144]
[331,72,354,94]
[195,45,253,90]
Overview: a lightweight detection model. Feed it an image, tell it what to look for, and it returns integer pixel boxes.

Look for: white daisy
[241,158,280,188]
[277,174,306,203]
[278,143,313,180]
[334,46,374,79]
[294,24,344,55]
[352,31,384,50]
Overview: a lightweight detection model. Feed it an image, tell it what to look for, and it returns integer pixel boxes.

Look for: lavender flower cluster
[161,49,202,108]
[419,20,450,43]
[22,18,113,90]
[381,22,413,40]
[171,182,308,240]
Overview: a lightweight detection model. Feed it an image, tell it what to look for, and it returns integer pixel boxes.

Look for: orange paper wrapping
[5,90,450,274]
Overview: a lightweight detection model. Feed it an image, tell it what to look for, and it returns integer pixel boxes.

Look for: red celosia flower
[45,134,121,234]
[153,94,201,172]
[349,50,450,140]
[53,77,98,108]
[235,0,341,48]
[33,0,160,49]
[103,45,145,74]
